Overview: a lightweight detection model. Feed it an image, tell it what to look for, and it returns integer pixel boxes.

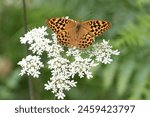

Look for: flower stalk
[22,0,34,100]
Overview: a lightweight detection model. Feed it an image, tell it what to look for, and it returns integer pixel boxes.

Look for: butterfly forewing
[81,20,111,37]
[47,18,76,34]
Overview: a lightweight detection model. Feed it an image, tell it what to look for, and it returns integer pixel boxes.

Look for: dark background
[0,0,150,99]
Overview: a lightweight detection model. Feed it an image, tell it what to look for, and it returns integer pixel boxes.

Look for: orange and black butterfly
[47,18,111,49]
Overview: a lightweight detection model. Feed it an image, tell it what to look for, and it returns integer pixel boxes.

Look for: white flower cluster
[89,40,120,64]
[20,26,51,55]
[18,55,44,78]
[18,26,120,99]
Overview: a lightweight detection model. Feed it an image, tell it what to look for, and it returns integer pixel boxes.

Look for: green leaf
[116,60,135,96]
[6,69,20,89]
[102,62,118,91]
[129,64,150,99]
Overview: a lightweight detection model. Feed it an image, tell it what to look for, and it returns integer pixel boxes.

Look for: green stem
[22,0,34,100]
[22,0,27,33]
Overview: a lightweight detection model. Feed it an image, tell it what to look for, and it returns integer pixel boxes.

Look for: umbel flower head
[18,26,120,99]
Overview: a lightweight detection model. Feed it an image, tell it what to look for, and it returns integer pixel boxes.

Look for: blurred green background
[0,0,150,100]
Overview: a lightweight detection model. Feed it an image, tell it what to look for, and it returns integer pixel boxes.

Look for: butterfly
[47,17,111,49]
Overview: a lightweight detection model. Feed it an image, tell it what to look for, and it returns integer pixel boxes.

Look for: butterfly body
[47,18,111,49]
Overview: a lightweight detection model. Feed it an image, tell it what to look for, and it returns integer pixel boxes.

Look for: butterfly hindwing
[77,33,95,48]
[56,31,71,47]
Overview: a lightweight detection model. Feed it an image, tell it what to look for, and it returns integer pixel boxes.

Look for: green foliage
[0,0,150,99]
[115,15,150,48]
[105,14,150,99]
